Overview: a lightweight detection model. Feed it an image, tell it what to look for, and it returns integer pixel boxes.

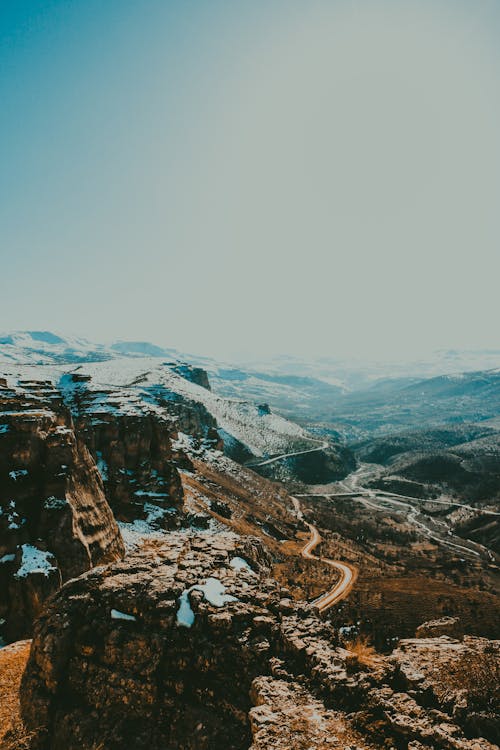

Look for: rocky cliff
[20,532,498,750]
[2,356,324,643]
[0,380,124,641]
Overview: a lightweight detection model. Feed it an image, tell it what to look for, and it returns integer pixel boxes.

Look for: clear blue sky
[2,1,500,359]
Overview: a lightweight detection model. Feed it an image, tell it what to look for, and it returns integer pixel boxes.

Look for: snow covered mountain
[0,331,191,366]
[0,331,113,365]
[0,333,345,472]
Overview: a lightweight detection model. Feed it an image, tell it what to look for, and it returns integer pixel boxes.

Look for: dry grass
[344,635,381,671]
[0,640,34,750]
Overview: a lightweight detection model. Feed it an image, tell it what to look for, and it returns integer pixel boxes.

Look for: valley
[0,332,499,750]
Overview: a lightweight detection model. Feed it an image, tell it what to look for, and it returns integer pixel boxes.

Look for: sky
[1,0,500,361]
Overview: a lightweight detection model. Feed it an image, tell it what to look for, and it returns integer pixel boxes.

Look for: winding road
[298,464,497,562]
[291,496,357,612]
[249,440,329,468]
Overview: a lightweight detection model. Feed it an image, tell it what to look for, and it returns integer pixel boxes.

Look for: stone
[21,533,498,750]
[416,617,463,640]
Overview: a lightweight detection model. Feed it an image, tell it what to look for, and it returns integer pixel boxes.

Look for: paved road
[299,463,496,561]
[291,496,357,612]
[301,522,357,611]
[249,440,329,468]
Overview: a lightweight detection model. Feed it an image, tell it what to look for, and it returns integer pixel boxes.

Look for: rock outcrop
[415,616,463,639]
[168,362,212,390]
[22,533,276,750]
[0,380,124,640]
[393,634,500,744]
[21,533,498,750]
[60,371,222,522]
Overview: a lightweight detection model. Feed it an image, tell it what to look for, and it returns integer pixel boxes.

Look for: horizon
[4,327,500,376]
[2,1,500,360]
[2,5,500,736]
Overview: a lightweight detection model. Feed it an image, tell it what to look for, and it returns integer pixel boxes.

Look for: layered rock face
[61,372,222,523]
[22,533,276,750]
[77,410,185,522]
[21,533,498,750]
[0,360,268,641]
[0,380,124,640]
[168,362,211,390]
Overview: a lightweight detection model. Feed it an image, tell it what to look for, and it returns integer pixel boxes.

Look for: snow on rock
[7,511,26,530]
[199,577,238,607]
[176,577,238,628]
[111,608,137,622]
[229,556,255,574]
[96,451,108,480]
[1,354,321,462]
[143,502,175,522]
[118,522,167,552]
[171,431,195,452]
[9,469,28,481]
[77,359,316,456]
[14,544,57,578]
[43,496,67,510]
[176,590,196,628]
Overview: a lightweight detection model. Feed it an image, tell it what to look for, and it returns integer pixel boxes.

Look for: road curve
[291,496,357,612]
[333,463,497,561]
[249,440,329,468]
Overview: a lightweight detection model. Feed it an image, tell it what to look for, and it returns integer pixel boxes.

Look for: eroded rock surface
[21,533,498,750]
[415,616,463,639]
[61,370,221,522]
[0,380,124,640]
[393,634,500,744]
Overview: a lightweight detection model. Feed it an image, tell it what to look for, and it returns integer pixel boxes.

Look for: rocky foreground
[16,532,499,750]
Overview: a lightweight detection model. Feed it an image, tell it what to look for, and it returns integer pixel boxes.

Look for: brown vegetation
[0,640,32,750]
[344,635,381,671]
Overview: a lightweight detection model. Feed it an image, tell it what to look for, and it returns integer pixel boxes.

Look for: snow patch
[176,590,195,628]
[143,502,175,522]
[54,425,72,436]
[9,469,28,481]
[176,577,238,628]
[111,608,137,622]
[171,431,194,452]
[118,521,167,551]
[14,544,57,578]
[44,496,67,510]
[96,451,108,480]
[229,556,255,574]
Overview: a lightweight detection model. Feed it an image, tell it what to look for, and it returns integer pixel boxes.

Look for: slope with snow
[1,355,316,460]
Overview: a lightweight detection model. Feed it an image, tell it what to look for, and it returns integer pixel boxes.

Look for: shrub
[344,635,380,671]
